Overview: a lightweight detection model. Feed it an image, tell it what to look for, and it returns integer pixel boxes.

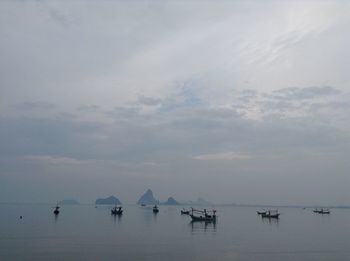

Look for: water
[0,204,349,261]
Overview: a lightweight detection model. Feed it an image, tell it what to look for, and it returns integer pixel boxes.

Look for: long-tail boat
[261,209,280,219]
[111,206,123,215]
[53,205,60,215]
[313,208,330,214]
[181,208,190,215]
[153,205,159,213]
[190,208,217,222]
[257,210,267,215]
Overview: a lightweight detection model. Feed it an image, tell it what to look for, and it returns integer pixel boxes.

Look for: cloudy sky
[1,0,350,205]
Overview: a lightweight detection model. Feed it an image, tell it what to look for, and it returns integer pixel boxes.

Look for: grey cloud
[271,86,341,100]
[14,101,57,111]
[77,104,101,113]
[138,95,162,106]
[105,106,141,120]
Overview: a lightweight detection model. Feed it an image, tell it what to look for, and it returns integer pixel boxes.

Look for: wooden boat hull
[261,213,280,219]
[314,211,330,214]
[111,210,123,215]
[190,214,216,222]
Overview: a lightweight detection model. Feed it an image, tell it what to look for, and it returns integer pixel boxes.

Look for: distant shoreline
[0,201,348,209]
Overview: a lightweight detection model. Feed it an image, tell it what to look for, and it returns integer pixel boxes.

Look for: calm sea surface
[0,204,349,261]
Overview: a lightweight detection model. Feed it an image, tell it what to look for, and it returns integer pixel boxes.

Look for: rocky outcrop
[95,196,122,205]
[162,197,179,205]
[137,189,158,205]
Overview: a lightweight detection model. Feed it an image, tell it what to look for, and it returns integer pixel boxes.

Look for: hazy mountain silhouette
[162,197,179,205]
[137,189,158,205]
[95,196,122,205]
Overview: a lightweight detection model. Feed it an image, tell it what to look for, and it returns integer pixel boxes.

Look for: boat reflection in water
[190,208,217,222]
[261,215,279,225]
[190,219,217,233]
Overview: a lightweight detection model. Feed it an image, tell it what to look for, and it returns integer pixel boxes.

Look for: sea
[0,204,349,261]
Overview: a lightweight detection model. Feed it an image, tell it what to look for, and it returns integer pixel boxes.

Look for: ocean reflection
[112,213,122,227]
[260,216,279,226]
[189,220,217,233]
[140,206,158,225]
[54,212,59,223]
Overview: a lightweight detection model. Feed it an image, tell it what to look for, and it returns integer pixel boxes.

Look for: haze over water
[1,1,350,259]
[1,204,349,261]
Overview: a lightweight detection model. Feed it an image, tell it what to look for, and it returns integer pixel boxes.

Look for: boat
[53,205,60,215]
[261,209,280,219]
[111,206,123,215]
[141,203,146,207]
[313,208,330,214]
[257,210,267,215]
[181,209,190,215]
[153,205,159,213]
[190,208,217,222]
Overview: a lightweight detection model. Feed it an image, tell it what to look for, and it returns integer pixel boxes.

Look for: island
[137,189,159,205]
[162,197,179,205]
[95,196,122,205]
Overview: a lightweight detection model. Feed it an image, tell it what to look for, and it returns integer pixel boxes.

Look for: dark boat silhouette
[111,206,123,215]
[181,209,190,215]
[261,209,280,219]
[53,205,60,215]
[313,208,330,214]
[153,205,159,213]
[190,208,217,222]
[257,210,267,215]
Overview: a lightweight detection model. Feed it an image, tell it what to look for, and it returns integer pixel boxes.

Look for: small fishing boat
[257,210,267,215]
[153,205,159,213]
[261,209,280,219]
[181,209,190,215]
[111,206,123,215]
[190,208,217,222]
[313,208,330,214]
[53,205,60,215]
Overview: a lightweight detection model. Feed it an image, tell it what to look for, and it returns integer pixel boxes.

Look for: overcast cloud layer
[0,0,350,205]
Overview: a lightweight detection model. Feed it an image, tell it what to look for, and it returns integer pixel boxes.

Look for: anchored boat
[153,205,159,213]
[111,206,123,215]
[313,208,330,214]
[261,209,280,219]
[257,210,267,215]
[181,208,190,215]
[53,205,60,215]
[190,208,217,222]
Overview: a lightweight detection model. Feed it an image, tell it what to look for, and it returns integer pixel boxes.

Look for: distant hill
[95,196,122,205]
[196,197,212,205]
[178,197,213,206]
[162,197,179,205]
[137,189,159,205]
[59,199,80,205]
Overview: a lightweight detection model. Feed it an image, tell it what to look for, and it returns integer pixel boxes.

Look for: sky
[0,0,350,205]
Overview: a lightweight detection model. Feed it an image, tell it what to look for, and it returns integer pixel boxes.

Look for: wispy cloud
[14,101,57,111]
[193,151,251,161]
[22,155,87,165]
